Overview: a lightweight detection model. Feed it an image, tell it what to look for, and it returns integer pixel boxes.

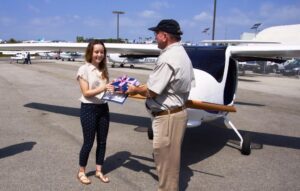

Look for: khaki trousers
[152,109,187,191]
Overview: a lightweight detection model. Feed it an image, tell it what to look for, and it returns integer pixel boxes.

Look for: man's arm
[126,84,157,98]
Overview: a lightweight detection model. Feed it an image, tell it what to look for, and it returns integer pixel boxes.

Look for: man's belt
[151,106,185,117]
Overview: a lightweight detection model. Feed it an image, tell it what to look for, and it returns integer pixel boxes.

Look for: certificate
[102,91,128,104]
[102,75,140,104]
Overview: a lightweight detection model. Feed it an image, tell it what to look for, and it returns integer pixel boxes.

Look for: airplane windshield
[184,46,227,82]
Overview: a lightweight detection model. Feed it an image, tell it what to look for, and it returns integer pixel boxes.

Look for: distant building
[240,32,255,40]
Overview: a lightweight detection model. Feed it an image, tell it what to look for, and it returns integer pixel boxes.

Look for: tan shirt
[146,42,195,112]
[76,62,107,104]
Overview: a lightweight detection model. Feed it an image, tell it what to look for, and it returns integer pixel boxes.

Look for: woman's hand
[105,84,114,93]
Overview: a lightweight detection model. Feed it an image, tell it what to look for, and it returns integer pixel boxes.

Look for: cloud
[140,10,156,18]
[260,3,300,24]
[220,8,253,27]
[139,10,160,19]
[151,1,170,10]
[83,17,103,27]
[0,17,15,26]
[193,12,212,22]
[28,4,40,14]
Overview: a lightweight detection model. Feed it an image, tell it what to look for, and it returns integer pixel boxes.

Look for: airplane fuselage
[184,46,238,127]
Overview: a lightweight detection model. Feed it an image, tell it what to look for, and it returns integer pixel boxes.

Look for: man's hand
[126,84,138,95]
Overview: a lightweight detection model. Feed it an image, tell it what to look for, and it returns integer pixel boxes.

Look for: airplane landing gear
[241,132,251,155]
[130,65,134,68]
[224,117,252,155]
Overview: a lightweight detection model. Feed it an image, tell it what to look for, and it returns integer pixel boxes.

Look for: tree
[7,38,18,43]
[76,36,84,42]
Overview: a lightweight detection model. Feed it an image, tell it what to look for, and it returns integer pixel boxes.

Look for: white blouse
[76,62,107,104]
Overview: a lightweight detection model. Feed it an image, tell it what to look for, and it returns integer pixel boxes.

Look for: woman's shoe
[95,171,110,183]
[77,171,91,185]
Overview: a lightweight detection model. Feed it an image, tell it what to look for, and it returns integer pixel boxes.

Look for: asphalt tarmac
[0,58,299,191]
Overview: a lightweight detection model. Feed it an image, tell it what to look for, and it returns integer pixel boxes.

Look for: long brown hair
[85,40,109,81]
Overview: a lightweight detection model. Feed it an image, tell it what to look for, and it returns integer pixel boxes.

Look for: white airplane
[1,25,300,155]
[60,52,83,61]
[108,53,157,68]
[37,51,50,59]
[47,51,61,60]
[10,52,26,63]
[9,52,36,63]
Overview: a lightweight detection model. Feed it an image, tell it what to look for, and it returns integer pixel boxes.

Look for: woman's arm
[78,77,113,98]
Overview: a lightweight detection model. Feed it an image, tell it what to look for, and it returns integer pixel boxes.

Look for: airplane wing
[2,42,299,60]
[228,45,300,61]
[1,42,300,113]
[202,39,280,45]
[0,42,160,55]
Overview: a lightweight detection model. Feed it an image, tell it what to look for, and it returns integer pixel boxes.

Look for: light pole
[112,11,125,40]
[212,0,217,40]
[202,28,210,36]
[251,23,262,36]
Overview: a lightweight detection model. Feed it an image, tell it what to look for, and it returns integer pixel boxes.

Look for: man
[127,19,195,191]
[27,52,31,64]
[23,52,28,64]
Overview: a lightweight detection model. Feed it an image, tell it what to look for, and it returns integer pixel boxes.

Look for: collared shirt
[146,42,195,112]
[76,62,107,104]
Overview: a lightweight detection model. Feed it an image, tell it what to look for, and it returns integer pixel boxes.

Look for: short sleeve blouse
[76,62,107,104]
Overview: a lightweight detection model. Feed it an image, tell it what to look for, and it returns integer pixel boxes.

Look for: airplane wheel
[148,127,153,140]
[120,63,124,67]
[241,133,251,155]
[130,65,134,69]
[111,64,115,68]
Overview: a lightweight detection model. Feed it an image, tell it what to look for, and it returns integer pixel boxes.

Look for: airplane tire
[120,63,124,67]
[241,133,251,155]
[148,127,153,140]
[130,65,134,69]
[111,64,115,68]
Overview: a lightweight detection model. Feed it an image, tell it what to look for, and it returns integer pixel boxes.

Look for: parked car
[282,59,300,77]
[252,61,281,74]
[238,61,261,75]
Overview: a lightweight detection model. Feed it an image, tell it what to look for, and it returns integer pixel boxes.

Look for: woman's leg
[79,103,97,167]
[95,104,110,183]
[95,103,110,166]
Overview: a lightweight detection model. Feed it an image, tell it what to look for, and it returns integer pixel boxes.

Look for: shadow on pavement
[24,102,300,190]
[0,141,36,159]
[86,151,158,181]
[24,102,151,127]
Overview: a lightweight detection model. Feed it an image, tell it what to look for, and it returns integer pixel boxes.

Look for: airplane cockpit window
[184,46,227,82]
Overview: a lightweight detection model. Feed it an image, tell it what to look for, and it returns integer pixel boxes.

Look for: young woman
[76,40,114,184]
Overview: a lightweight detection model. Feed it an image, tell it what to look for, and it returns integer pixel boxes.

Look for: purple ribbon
[112,75,140,92]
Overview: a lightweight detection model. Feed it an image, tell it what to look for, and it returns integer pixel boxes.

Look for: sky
[0,0,300,43]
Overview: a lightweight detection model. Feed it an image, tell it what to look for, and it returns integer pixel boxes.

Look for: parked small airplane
[10,52,26,63]
[9,52,36,63]
[60,52,83,61]
[1,25,300,155]
[37,52,50,59]
[107,53,157,68]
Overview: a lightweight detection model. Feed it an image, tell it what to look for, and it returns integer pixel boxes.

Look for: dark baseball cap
[148,19,183,35]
